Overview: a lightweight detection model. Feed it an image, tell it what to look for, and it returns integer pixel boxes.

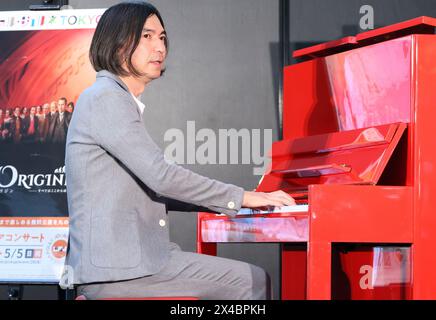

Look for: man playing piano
[64,1,295,300]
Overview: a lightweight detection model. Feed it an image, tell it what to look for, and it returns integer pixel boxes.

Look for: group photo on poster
[0,98,74,145]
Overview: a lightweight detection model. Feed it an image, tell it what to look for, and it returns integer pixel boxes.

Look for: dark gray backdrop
[1,0,435,300]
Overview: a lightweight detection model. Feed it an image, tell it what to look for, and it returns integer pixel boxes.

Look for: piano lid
[256,123,407,194]
[293,16,436,60]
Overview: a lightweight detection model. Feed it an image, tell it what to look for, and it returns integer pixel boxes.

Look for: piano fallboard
[257,123,407,194]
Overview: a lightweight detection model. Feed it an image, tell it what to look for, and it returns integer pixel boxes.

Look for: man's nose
[154,39,166,56]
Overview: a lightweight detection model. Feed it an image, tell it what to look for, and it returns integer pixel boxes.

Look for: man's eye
[144,34,151,39]
[160,36,167,41]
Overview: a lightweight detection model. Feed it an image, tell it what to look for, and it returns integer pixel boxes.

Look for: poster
[0,9,104,283]
[0,217,68,283]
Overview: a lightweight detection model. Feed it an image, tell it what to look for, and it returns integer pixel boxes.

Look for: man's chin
[149,71,163,80]
[136,70,164,84]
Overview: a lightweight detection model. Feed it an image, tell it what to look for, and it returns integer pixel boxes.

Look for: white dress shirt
[131,94,146,115]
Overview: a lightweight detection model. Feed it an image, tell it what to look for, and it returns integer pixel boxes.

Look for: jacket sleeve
[90,91,244,217]
[164,197,220,214]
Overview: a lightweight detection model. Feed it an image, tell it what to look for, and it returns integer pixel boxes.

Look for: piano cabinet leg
[307,241,332,300]
[281,244,307,300]
[196,214,217,256]
[197,241,217,256]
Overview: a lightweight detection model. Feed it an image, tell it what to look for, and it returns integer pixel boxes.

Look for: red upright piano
[197,17,436,300]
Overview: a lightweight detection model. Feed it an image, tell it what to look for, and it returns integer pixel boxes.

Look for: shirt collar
[96,70,145,114]
[131,94,146,114]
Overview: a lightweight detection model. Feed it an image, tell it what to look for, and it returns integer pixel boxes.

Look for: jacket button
[159,219,166,227]
[227,201,235,209]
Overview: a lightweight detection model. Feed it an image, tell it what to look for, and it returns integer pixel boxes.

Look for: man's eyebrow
[143,28,167,35]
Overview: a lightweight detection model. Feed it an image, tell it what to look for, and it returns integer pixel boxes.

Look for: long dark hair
[89,1,168,77]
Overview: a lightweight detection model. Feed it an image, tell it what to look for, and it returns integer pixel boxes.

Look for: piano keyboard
[225,204,309,216]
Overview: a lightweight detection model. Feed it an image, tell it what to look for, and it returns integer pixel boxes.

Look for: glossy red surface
[257,123,406,193]
[293,16,436,60]
[198,17,436,300]
[200,215,308,242]
[409,34,436,299]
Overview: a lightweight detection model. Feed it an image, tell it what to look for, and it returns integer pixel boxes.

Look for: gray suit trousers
[77,243,271,300]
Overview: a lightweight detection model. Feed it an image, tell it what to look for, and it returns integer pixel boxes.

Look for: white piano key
[220,204,309,216]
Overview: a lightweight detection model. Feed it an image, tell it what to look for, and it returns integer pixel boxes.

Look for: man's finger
[269,194,295,206]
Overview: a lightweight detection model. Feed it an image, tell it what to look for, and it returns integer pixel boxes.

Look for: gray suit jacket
[65,70,244,284]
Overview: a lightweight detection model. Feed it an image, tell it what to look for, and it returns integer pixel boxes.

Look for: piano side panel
[308,185,413,243]
[306,185,413,300]
[411,34,436,299]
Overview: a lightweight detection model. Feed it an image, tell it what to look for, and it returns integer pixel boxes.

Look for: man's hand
[242,190,296,209]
